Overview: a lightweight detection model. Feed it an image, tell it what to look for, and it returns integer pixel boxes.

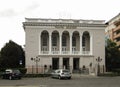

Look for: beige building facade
[106,13,120,46]
[23,18,106,75]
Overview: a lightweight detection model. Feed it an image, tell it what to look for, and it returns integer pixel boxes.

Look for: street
[0,75,120,87]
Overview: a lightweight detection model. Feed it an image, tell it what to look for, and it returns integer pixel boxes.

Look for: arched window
[72,36,76,46]
[82,36,85,46]
[42,37,47,46]
[41,31,48,46]
[82,31,90,51]
[52,31,59,47]
[62,36,67,46]
[52,36,57,46]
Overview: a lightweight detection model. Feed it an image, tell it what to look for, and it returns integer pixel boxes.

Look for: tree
[0,40,25,68]
[105,39,120,71]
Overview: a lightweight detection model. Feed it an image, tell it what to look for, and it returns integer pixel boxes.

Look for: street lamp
[96,56,102,76]
[31,56,40,74]
[19,60,23,68]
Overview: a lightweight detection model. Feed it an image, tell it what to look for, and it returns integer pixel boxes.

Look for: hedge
[23,74,51,78]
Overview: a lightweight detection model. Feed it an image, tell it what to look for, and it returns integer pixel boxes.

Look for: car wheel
[1,76,4,79]
[9,76,12,80]
[18,77,21,79]
[68,77,71,79]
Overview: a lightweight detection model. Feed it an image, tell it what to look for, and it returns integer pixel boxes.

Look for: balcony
[114,20,120,26]
[40,51,91,55]
[113,25,120,32]
[113,33,120,39]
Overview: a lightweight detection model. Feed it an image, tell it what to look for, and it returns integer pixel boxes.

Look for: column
[59,34,62,54]
[49,34,51,54]
[70,34,72,54]
[80,35,82,55]
[69,57,73,73]
[59,57,63,69]
[90,35,93,55]
[39,34,41,54]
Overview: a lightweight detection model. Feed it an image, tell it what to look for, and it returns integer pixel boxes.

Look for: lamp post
[19,60,22,67]
[96,56,102,76]
[31,56,40,74]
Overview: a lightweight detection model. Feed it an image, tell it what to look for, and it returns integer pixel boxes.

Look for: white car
[51,69,71,79]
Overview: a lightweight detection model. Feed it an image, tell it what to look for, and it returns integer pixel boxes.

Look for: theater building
[23,18,106,75]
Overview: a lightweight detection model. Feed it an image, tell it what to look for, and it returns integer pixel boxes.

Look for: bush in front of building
[99,69,120,76]
[112,69,120,75]
[23,74,51,78]
[19,68,27,75]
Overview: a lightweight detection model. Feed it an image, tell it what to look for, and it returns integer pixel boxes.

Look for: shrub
[19,68,27,75]
[23,74,51,78]
[0,68,6,72]
[112,69,120,75]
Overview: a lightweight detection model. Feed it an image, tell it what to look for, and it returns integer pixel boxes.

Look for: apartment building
[23,18,106,75]
[106,13,120,45]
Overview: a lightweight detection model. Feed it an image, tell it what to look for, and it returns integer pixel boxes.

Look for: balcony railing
[40,51,91,55]
[61,51,70,54]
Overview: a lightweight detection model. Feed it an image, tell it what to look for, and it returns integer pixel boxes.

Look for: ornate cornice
[23,22,106,29]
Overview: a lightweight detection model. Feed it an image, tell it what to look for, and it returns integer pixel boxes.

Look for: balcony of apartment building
[113,28,120,39]
[114,19,120,27]
[113,25,120,32]
[39,30,92,56]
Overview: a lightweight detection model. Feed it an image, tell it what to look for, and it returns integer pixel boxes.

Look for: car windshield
[63,70,69,73]
[13,70,20,73]
[6,71,11,74]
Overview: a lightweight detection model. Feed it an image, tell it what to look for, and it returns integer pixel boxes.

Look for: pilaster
[70,33,72,54]
[59,34,62,54]
[59,57,63,69]
[69,57,73,73]
[90,35,93,55]
[39,34,41,54]
[49,34,52,54]
[80,35,82,55]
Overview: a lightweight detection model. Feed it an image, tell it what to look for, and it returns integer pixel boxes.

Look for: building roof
[25,18,105,24]
[23,18,106,29]
[106,13,120,24]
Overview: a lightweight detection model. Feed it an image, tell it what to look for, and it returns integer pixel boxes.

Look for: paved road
[0,75,120,87]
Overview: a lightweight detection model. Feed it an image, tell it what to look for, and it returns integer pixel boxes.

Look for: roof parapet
[25,18,105,24]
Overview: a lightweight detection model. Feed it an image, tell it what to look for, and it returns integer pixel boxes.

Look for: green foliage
[0,40,25,68]
[23,74,51,78]
[19,68,27,75]
[106,39,120,71]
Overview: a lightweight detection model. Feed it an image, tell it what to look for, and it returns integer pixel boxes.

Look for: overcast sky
[0,0,120,49]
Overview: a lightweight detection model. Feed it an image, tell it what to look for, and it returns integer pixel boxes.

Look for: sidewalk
[0,86,47,87]
[72,73,97,78]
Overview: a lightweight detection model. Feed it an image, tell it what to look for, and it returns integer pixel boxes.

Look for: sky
[0,0,120,49]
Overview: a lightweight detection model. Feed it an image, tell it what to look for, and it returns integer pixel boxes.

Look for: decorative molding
[23,22,106,28]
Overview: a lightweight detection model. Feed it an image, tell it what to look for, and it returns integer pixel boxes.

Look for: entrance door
[63,58,69,69]
[73,58,79,70]
[52,58,59,70]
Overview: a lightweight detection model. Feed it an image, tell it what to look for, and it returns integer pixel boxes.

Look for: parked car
[2,69,22,80]
[51,69,71,79]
